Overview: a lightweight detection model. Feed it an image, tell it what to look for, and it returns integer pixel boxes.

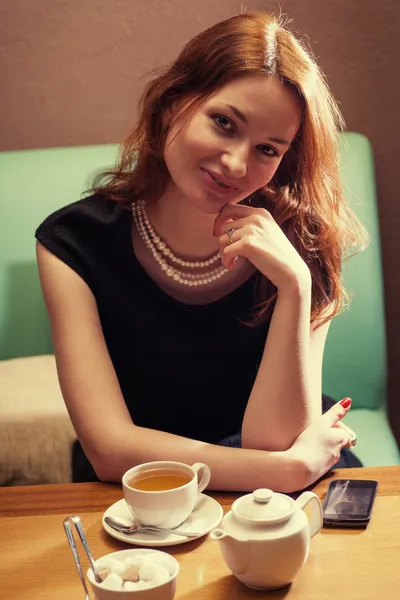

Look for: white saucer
[102,493,223,547]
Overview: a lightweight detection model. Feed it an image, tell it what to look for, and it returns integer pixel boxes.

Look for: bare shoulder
[36,241,102,349]
[36,241,96,307]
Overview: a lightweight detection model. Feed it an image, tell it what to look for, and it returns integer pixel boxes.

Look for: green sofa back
[322,134,387,411]
[0,145,118,359]
[0,134,387,412]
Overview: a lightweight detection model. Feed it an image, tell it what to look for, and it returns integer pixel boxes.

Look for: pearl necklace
[132,200,229,286]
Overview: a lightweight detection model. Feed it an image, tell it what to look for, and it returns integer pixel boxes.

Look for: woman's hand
[333,420,357,448]
[288,398,354,488]
[214,202,310,291]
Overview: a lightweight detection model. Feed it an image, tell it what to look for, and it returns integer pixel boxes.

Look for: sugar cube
[101,573,123,590]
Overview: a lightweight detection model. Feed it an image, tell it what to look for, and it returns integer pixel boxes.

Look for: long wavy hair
[91,12,368,326]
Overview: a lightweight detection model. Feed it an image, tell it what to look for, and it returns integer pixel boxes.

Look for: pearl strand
[132,202,229,287]
[139,200,220,268]
[133,204,228,285]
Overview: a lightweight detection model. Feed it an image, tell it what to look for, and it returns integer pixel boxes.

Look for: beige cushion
[0,355,76,485]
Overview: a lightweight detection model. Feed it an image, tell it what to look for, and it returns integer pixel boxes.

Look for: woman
[36,13,365,491]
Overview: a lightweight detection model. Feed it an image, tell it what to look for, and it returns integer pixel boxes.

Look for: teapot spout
[209,528,248,542]
[209,528,229,541]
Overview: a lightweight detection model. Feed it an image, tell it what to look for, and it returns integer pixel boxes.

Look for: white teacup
[122,461,211,529]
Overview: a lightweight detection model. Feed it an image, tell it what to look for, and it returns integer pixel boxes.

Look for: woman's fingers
[326,398,357,447]
[333,421,357,447]
[213,203,257,237]
[323,397,352,427]
[218,227,245,269]
[330,426,350,448]
[219,218,248,237]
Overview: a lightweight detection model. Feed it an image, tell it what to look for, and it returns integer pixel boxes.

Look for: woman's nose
[220,146,248,178]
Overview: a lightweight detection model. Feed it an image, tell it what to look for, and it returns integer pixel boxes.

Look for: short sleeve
[35,194,125,291]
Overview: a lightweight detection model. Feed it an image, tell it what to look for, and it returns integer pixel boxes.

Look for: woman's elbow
[86,446,124,483]
[93,463,119,482]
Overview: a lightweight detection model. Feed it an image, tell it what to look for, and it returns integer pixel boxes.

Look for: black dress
[35,194,361,482]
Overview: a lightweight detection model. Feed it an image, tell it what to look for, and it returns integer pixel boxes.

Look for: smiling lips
[201,168,238,193]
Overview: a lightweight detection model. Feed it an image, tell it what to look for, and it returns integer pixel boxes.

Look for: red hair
[92,12,367,326]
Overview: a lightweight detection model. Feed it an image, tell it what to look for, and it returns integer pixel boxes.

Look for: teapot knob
[253,489,273,504]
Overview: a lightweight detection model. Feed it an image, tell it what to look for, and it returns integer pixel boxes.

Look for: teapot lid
[232,488,294,525]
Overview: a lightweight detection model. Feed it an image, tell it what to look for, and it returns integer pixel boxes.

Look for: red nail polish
[340,398,352,409]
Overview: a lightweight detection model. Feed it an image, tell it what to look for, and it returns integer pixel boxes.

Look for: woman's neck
[146,188,220,261]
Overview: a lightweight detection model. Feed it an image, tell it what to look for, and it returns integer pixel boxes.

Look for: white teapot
[209,488,322,590]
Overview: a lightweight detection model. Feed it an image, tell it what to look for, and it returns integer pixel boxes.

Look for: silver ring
[227,227,236,244]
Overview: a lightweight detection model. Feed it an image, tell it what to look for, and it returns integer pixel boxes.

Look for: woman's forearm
[93,423,306,493]
[242,276,318,451]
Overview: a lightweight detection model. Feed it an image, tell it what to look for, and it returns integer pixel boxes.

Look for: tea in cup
[122,461,211,529]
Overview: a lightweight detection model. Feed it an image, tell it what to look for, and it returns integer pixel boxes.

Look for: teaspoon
[104,515,201,538]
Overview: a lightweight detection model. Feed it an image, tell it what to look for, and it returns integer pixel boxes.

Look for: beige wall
[1,0,400,439]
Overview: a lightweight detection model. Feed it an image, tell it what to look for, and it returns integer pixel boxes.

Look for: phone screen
[323,479,378,524]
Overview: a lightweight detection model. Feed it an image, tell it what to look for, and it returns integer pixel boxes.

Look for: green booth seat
[0,134,399,466]
[323,133,399,466]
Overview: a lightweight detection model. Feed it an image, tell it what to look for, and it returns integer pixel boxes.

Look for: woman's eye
[213,114,234,131]
[258,144,278,157]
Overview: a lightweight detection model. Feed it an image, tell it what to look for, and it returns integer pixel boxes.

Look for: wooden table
[0,467,399,599]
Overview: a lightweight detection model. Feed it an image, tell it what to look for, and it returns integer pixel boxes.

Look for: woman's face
[163,73,302,214]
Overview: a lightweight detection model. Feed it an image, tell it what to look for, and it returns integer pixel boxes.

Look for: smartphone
[322,479,378,528]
